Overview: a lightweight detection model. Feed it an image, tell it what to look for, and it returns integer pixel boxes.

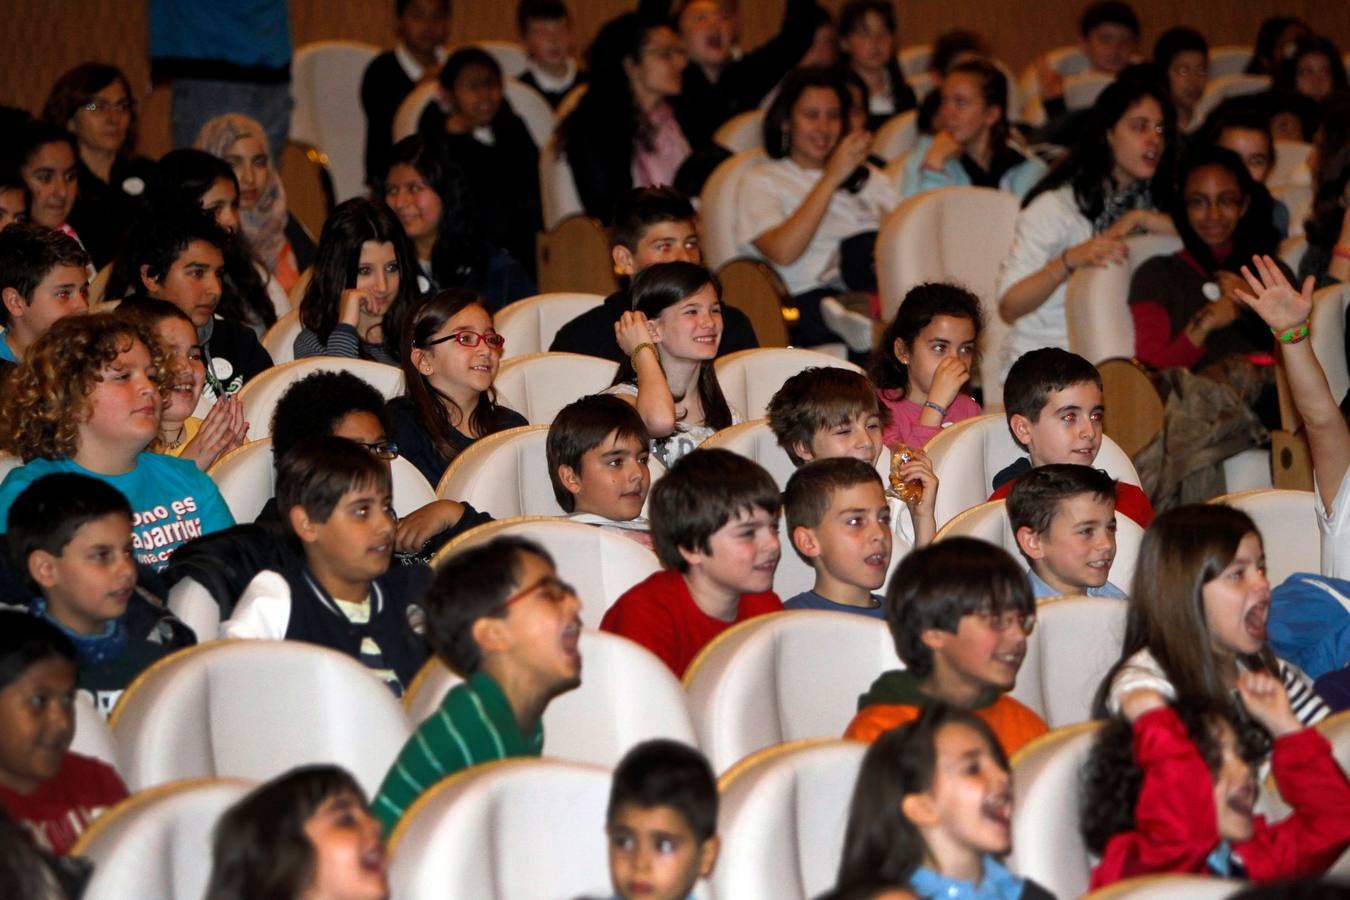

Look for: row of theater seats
[73,632,1350,900]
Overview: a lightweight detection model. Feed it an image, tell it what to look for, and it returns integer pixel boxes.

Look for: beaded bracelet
[923,399,949,417]
[1271,321,1310,344]
[631,342,659,367]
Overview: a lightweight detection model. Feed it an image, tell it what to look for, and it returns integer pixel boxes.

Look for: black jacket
[549,287,759,361]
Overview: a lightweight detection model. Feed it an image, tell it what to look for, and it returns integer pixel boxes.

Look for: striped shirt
[372,670,543,835]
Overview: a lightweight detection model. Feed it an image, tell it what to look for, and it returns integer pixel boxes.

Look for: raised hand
[1234,254,1314,333]
[614,310,657,357]
[824,129,874,188]
[927,356,970,408]
[1236,669,1300,738]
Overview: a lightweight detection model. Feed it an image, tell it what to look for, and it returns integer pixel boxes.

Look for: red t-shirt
[600,570,783,678]
[0,752,128,855]
[990,477,1154,528]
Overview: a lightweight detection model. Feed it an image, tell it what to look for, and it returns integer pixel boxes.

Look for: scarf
[195,113,290,275]
[1093,178,1153,234]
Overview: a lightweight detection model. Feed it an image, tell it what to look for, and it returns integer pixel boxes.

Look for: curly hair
[1080,698,1269,855]
[0,313,171,462]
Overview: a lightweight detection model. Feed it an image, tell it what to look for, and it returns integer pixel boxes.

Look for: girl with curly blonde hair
[0,312,234,571]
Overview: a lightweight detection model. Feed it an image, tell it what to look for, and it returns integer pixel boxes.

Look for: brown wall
[3,1,1347,159]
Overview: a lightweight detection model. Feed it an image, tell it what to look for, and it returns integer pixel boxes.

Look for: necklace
[159,424,186,451]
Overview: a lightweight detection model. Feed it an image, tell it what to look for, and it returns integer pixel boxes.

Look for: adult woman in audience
[900,59,1045,200]
[913,28,994,134]
[295,198,421,364]
[390,288,527,486]
[196,113,317,294]
[41,63,154,269]
[1298,95,1350,290]
[837,0,916,132]
[417,47,542,280]
[137,149,278,330]
[384,138,535,313]
[738,66,899,353]
[1129,146,1284,427]
[996,71,1178,377]
[558,12,691,224]
[1244,16,1310,77]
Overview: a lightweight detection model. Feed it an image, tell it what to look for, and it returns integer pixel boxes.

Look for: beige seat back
[869,110,919,162]
[389,758,613,899]
[494,292,607,358]
[494,352,618,423]
[262,307,303,363]
[713,348,862,421]
[1209,488,1319,585]
[289,40,380,202]
[683,611,901,772]
[1065,233,1183,365]
[236,358,404,438]
[713,740,867,900]
[109,641,412,795]
[701,148,768,270]
[1008,723,1102,900]
[402,630,694,767]
[714,109,765,153]
[71,691,119,772]
[1018,595,1128,728]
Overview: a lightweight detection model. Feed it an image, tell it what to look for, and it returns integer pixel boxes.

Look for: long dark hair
[1274,35,1349,98]
[384,135,491,288]
[401,288,511,465]
[41,63,139,157]
[299,197,420,357]
[1306,95,1350,252]
[134,148,275,327]
[837,0,911,110]
[1244,16,1308,76]
[869,282,983,397]
[1093,505,1279,719]
[836,704,1010,890]
[559,13,669,159]
[1023,68,1178,224]
[763,67,851,160]
[205,765,369,900]
[609,261,733,432]
[1171,145,1279,274]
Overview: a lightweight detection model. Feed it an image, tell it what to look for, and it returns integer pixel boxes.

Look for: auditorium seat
[1008,722,1102,900]
[714,348,862,420]
[494,292,607,358]
[1208,488,1319,585]
[493,352,618,423]
[235,358,404,438]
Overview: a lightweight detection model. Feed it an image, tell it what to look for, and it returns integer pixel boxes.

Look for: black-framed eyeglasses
[424,330,506,351]
[81,99,135,115]
[354,440,399,461]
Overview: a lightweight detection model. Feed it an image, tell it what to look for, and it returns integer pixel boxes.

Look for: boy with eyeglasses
[843,537,1048,757]
[372,534,582,835]
[220,436,432,697]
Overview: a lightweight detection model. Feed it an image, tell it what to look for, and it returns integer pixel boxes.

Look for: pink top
[631,102,691,190]
[880,390,983,448]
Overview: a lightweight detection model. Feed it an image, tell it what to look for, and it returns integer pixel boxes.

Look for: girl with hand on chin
[295,198,421,365]
[608,261,738,468]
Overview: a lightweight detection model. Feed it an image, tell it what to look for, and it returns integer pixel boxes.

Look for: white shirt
[1317,469,1350,580]
[524,57,578,94]
[737,157,900,296]
[394,42,447,83]
[995,184,1093,378]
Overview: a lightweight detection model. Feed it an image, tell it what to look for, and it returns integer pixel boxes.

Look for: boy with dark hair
[1007,464,1126,600]
[517,0,582,109]
[766,366,937,549]
[372,535,582,834]
[0,611,128,854]
[844,537,1048,756]
[125,212,272,404]
[601,448,783,677]
[783,458,891,618]
[547,394,654,547]
[1154,26,1208,131]
[1034,1,1141,143]
[361,0,450,185]
[6,474,196,717]
[0,223,88,370]
[605,738,721,900]
[549,186,758,361]
[220,436,431,696]
[991,347,1153,527]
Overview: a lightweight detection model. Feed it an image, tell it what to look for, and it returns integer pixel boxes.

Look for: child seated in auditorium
[0,223,88,372]
[605,739,720,900]
[0,612,128,855]
[372,536,582,834]
[844,538,1047,756]
[547,394,653,548]
[869,283,983,449]
[220,437,430,697]
[1007,464,1126,600]
[8,474,196,717]
[601,449,783,678]
[266,368,491,560]
[992,348,1153,527]
[0,313,235,571]
[121,212,273,407]
[207,764,389,900]
[835,705,1055,900]
[783,458,891,618]
[548,186,758,362]
[1082,675,1350,888]
[766,366,938,549]
[518,0,582,109]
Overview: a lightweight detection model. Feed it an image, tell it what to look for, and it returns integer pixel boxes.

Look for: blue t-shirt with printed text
[0,453,234,571]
